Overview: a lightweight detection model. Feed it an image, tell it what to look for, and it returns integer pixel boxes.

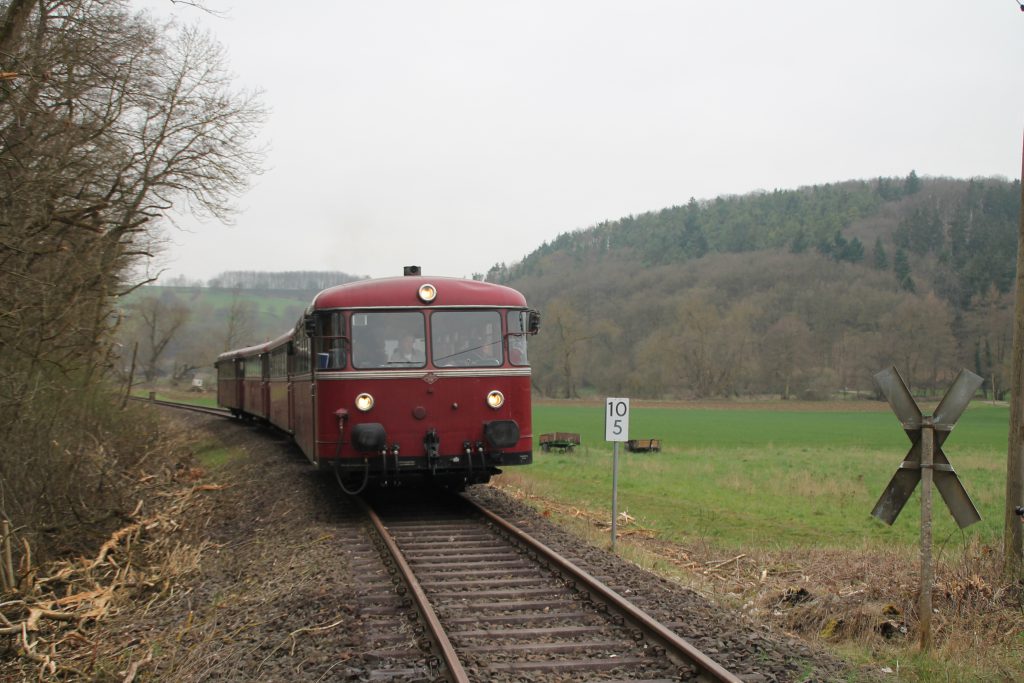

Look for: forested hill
[486,174,1021,400]
[162,270,366,291]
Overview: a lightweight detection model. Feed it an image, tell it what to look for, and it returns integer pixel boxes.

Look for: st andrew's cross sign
[872,366,983,529]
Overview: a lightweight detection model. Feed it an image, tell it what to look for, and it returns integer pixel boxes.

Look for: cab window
[351,311,426,369]
[431,310,503,367]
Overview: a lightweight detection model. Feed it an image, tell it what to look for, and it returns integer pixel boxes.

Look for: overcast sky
[139,1,1024,283]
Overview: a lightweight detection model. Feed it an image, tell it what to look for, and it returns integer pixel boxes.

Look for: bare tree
[223,289,255,351]
[133,297,190,382]
[0,0,265,557]
[762,314,812,399]
[1,1,265,381]
[541,299,589,398]
[671,291,750,398]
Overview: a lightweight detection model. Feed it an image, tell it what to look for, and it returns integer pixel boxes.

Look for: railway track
[143,399,833,680]
[129,394,234,419]
[360,490,742,683]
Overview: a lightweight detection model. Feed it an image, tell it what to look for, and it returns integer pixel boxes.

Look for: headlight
[486,390,505,409]
[355,393,374,412]
[418,283,437,303]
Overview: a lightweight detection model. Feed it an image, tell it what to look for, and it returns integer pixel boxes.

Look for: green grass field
[517,401,1010,550]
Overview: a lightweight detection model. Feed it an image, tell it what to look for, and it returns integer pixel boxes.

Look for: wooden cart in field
[539,432,581,453]
[626,438,661,453]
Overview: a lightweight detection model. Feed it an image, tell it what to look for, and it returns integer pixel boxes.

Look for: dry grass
[494,475,1024,681]
[0,413,223,680]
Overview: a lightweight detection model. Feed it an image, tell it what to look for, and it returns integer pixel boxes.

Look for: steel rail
[128,395,234,419]
[465,496,744,683]
[356,496,470,683]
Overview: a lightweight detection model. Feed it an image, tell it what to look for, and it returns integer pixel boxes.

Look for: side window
[316,311,347,370]
[270,348,287,378]
[293,328,311,375]
[507,310,530,367]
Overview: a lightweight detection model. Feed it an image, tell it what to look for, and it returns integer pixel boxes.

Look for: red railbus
[215,268,540,492]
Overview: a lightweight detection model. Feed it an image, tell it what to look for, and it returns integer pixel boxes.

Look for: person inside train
[389,334,423,365]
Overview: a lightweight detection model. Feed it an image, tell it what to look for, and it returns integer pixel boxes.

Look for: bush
[0,371,163,564]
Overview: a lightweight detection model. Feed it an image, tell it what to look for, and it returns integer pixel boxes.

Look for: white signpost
[605,398,630,551]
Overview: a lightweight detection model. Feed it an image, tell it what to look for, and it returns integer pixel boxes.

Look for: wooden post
[121,341,138,409]
[919,419,934,651]
[1007,131,1024,577]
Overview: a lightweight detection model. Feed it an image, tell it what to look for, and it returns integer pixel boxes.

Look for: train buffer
[627,438,661,453]
[539,432,581,453]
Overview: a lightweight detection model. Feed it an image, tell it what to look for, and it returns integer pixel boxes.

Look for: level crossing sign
[872,366,982,529]
[872,366,983,651]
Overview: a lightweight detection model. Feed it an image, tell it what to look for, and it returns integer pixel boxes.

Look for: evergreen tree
[841,236,865,263]
[948,205,969,270]
[893,248,915,292]
[905,169,921,195]
[816,232,844,259]
[680,199,708,258]
[789,229,809,254]
[877,177,901,201]
[817,231,864,263]
[873,237,889,270]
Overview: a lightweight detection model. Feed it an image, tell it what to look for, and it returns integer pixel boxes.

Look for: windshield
[431,310,503,367]
[351,311,426,369]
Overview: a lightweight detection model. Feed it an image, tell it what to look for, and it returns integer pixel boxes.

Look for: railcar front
[297,273,539,491]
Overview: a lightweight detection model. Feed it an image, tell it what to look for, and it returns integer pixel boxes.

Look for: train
[215,266,540,493]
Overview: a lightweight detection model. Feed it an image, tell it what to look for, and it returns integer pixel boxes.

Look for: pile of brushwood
[0,405,221,678]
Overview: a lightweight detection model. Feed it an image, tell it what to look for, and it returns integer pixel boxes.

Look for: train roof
[312,275,528,310]
[216,341,267,362]
[216,329,292,362]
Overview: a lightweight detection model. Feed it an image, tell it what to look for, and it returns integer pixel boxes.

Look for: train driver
[389,334,424,365]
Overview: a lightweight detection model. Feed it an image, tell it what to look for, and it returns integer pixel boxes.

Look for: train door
[287,375,295,433]
[235,358,245,412]
[261,353,270,417]
[290,325,317,464]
